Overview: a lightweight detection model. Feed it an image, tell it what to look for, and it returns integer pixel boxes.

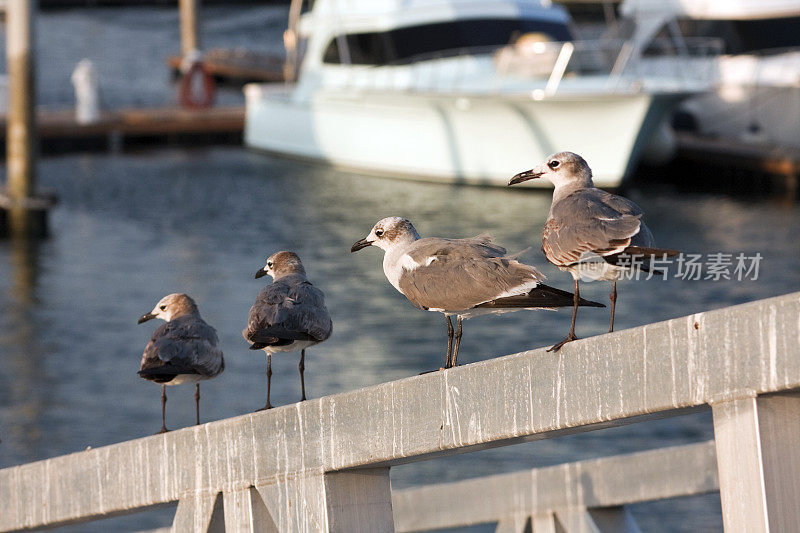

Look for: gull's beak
[254,268,268,279]
[138,313,156,324]
[508,168,543,186]
[351,238,373,253]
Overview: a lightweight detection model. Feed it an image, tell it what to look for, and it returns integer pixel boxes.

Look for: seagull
[351,217,603,369]
[138,293,224,433]
[509,151,678,351]
[243,251,332,410]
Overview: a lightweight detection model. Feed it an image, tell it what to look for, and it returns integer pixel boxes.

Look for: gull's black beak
[254,268,268,279]
[138,313,156,324]
[351,238,372,253]
[508,169,543,186]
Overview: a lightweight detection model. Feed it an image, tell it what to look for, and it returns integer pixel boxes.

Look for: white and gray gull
[138,293,224,433]
[351,217,603,369]
[243,251,332,410]
[509,151,678,351]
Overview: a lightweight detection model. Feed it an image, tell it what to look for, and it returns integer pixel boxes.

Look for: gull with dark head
[510,151,679,351]
[351,216,603,369]
[138,293,224,433]
[243,251,332,410]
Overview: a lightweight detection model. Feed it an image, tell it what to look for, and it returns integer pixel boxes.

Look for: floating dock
[1,292,799,531]
[0,106,244,153]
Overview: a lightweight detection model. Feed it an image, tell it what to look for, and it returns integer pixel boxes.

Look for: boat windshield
[645,16,800,55]
[323,18,573,65]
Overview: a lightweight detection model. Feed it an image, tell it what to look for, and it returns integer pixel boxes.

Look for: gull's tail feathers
[620,246,680,257]
[475,284,604,309]
[138,364,197,383]
[245,325,314,350]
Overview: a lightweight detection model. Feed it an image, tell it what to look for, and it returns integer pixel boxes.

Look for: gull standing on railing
[509,151,679,351]
[243,251,332,411]
[351,217,603,370]
[138,293,225,433]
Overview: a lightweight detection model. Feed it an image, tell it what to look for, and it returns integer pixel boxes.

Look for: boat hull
[245,85,683,188]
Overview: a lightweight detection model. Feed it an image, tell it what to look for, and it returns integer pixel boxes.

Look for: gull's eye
[548,160,560,169]
[375,229,384,237]
[159,305,166,311]
[267,261,273,268]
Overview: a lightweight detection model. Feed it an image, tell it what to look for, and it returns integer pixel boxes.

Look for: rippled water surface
[2,147,799,531]
[1,6,800,533]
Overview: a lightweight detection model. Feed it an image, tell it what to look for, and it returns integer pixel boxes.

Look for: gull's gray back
[245,273,332,344]
[544,187,654,267]
[396,236,544,312]
[140,315,224,378]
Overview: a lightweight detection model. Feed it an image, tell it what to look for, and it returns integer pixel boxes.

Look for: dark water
[1,147,798,531]
[1,6,800,533]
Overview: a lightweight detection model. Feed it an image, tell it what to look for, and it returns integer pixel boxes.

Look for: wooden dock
[639,132,800,199]
[1,292,799,532]
[0,106,244,153]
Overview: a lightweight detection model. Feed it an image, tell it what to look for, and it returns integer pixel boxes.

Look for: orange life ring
[179,61,216,109]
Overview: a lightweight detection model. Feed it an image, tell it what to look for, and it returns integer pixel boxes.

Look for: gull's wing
[397,237,544,312]
[543,188,656,267]
[243,274,332,346]
[139,316,224,382]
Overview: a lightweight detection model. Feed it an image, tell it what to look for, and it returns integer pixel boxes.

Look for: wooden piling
[2,0,50,238]
[179,0,200,56]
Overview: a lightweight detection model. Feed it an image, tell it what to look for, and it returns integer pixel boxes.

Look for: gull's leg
[299,349,306,402]
[445,315,454,368]
[548,278,580,352]
[158,385,169,434]
[609,281,618,333]
[257,352,273,411]
[195,383,200,425]
[451,317,463,367]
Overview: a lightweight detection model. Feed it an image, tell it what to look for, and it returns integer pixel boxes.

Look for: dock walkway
[1,292,799,531]
[0,106,244,153]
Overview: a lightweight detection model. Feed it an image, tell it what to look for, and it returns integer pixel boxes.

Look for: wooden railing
[1,292,799,532]
[393,441,718,532]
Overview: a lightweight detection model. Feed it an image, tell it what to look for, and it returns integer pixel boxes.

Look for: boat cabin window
[644,16,800,55]
[323,18,573,65]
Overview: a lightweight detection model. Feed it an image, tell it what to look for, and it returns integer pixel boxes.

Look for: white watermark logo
[573,252,762,282]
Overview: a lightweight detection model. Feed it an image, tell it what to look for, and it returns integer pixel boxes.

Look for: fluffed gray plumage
[137,293,224,432]
[244,251,332,410]
[140,315,225,383]
[243,272,333,349]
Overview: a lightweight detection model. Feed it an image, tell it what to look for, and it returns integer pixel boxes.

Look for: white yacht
[245,0,703,188]
[617,0,800,149]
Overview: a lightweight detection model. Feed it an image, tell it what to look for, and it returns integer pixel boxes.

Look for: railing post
[222,486,277,532]
[495,514,533,532]
[554,507,640,533]
[171,491,224,532]
[712,392,800,532]
[324,468,394,532]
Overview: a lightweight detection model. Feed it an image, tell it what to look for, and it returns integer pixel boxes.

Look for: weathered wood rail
[393,441,719,532]
[1,292,799,532]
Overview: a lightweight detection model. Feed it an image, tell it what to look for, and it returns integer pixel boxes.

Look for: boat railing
[324,37,723,97]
